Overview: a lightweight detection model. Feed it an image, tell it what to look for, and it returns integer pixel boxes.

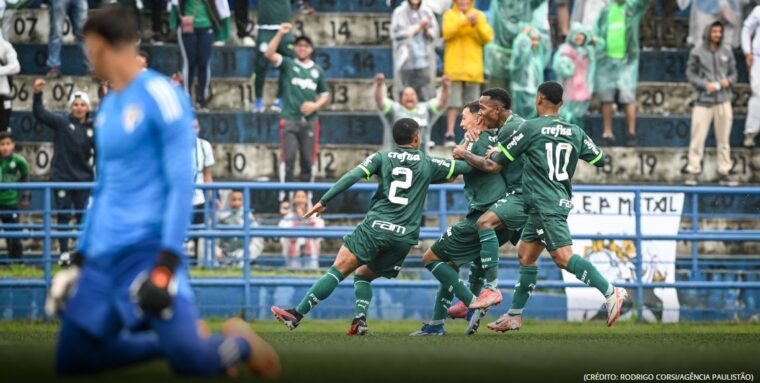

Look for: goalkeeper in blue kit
[44,5,279,377]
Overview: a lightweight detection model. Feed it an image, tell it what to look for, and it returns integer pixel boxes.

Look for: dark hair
[537,81,564,105]
[294,35,314,47]
[230,189,244,195]
[138,49,151,66]
[392,118,419,145]
[481,88,512,110]
[0,131,13,142]
[82,4,140,47]
[464,100,480,114]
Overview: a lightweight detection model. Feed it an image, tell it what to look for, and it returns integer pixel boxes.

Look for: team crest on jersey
[294,66,301,73]
[310,69,319,79]
[9,161,16,169]
[122,105,144,134]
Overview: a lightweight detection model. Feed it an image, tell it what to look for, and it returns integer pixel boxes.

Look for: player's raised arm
[430,156,473,183]
[265,23,293,65]
[580,131,606,168]
[309,152,383,217]
[452,144,502,174]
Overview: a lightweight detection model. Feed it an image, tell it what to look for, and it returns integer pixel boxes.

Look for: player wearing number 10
[271,118,473,334]
[475,81,627,331]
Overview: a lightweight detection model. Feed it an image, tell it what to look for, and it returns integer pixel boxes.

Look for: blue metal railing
[1,182,760,320]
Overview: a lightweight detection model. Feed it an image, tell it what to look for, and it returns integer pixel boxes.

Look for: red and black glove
[131,251,180,319]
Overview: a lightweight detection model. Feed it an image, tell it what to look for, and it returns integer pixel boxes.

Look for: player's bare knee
[517,251,537,267]
[476,213,499,231]
[422,249,440,264]
[550,250,571,269]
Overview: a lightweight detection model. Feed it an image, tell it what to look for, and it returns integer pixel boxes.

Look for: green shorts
[430,212,514,267]
[343,223,413,279]
[521,212,573,252]
[489,192,528,232]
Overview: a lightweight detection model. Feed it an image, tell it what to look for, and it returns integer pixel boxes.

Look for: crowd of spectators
[2,0,760,264]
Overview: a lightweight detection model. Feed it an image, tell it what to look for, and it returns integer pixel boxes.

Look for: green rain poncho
[553,23,596,127]
[509,24,551,118]
[594,0,651,96]
[485,0,546,85]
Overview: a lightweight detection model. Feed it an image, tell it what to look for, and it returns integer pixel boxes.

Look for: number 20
[545,143,572,181]
[388,167,412,205]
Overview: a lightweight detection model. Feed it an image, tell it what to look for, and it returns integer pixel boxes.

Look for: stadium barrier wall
[0,182,759,322]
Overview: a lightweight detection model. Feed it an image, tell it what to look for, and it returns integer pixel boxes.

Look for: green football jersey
[493,116,605,216]
[461,129,507,213]
[257,0,292,26]
[496,113,526,194]
[0,154,29,206]
[276,57,328,121]
[357,148,472,244]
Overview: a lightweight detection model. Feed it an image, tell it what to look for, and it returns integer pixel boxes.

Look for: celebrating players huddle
[273,82,627,336]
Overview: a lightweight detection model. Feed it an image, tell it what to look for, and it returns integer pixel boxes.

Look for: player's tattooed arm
[452,145,502,174]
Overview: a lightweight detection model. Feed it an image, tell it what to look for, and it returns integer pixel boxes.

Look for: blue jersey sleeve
[145,78,196,256]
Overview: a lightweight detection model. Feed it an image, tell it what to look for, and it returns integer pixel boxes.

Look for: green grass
[0,264,327,279]
[1,320,759,382]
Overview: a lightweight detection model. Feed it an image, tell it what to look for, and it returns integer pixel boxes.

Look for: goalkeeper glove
[131,250,180,320]
[45,251,84,317]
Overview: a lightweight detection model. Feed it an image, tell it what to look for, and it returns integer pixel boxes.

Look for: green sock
[467,262,484,296]
[478,229,499,289]
[431,284,454,323]
[507,265,538,316]
[425,261,475,306]
[567,255,614,297]
[295,266,345,315]
[353,275,372,318]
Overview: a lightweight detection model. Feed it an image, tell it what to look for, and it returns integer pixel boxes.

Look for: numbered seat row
[13,138,757,185]
[13,43,745,84]
[8,75,752,116]
[5,7,694,48]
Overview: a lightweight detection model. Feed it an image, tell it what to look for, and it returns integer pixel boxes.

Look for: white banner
[563,192,684,323]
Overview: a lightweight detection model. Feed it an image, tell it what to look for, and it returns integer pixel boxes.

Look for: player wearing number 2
[465,81,627,332]
[271,118,473,334]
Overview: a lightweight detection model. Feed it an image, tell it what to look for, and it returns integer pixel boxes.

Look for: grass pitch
[1,319,759,382]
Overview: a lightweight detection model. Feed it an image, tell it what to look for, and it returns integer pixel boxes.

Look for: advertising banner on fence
[563,192,684,323]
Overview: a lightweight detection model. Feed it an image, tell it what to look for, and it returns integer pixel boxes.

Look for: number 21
[545,143,572,181]
[388,167,412,205]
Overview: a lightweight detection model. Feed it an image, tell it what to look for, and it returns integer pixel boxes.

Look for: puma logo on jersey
[542,126,572,137]
[291,77,318,91]
[506,133,524,150]
[371,220,407,235]
[388,152,421,162]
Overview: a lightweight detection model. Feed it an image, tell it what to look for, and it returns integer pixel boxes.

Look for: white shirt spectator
[192,137,214,206]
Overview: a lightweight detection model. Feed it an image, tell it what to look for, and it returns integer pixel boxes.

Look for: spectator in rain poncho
[509,24,551,118]
[484,0,546,89]
[391,0,440,102]
[594,0,650,147]
[216,190,264,267]
[678,0,744,48]
[570,0,610,25]
[553,22,597,127]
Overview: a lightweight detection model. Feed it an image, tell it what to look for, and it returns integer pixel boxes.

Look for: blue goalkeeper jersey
[77,69,195,259]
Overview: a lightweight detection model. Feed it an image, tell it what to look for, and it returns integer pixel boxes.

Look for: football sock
[295,266,345,315]
[467,262,484,296]
[478,229,499,289]
[426,261,475,306]
[432,284,454,322]
[566,255,613,297]
[353,275,372,318]
[507,265,538,316]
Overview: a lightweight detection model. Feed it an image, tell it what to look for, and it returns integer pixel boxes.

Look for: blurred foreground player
[44,5,280,377]
[271,118,473,334]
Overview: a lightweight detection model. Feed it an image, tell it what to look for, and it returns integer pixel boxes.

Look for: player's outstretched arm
[452,144,502,174]
[316,166,368,210]
[580,134,606,168]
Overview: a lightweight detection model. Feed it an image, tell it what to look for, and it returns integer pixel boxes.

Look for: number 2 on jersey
[545,143,572,181]
[388,167,412,205]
